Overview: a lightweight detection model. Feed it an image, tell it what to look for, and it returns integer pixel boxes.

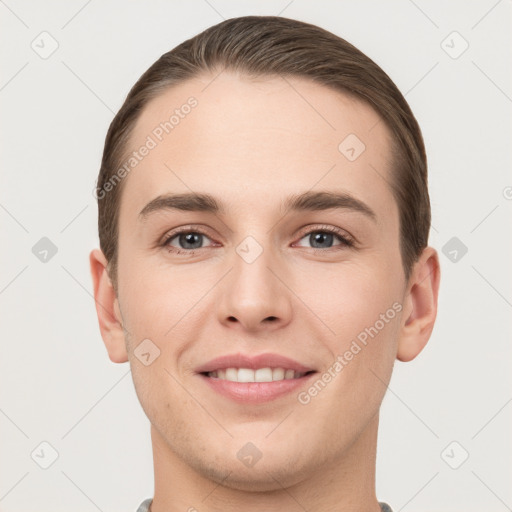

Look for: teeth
[225,368,237,381]
[255,368,273,382]
[285,369,295,379]
[238,368,255,383]
[206,367,307,382]
[272,367,285,380]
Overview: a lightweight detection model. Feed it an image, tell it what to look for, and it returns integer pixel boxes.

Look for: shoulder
[135,498,153,512]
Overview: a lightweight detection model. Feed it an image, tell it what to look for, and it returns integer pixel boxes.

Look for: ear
[89,248,128,363]
[397,246,441,362]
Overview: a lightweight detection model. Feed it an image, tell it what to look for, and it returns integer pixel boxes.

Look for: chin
[190,443,315,492]
[205,459,311,492]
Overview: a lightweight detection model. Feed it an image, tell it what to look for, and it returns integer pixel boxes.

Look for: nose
[216,242,293,333]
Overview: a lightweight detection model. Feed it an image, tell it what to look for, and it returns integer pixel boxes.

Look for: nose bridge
[217,231,293,330]
[232,232,280,302]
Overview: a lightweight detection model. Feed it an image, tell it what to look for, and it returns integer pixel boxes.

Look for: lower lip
[198,373,317,404]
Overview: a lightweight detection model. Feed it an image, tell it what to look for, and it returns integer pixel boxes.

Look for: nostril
[226,316,278,323]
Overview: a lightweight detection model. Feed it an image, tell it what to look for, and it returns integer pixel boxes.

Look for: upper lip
[195,352,317,374]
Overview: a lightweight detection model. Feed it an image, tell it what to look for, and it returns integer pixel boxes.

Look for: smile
[204,367,312,382]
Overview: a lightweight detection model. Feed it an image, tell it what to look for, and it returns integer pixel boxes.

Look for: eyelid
[161,229,217,256]
[160,223,356,253]
[293,224,356,247]
[160,224,215,244]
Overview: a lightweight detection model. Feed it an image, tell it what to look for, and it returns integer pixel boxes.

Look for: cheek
[129,360,188,438]
[300,261,401,334]
[117,251,196,334]
[304,264,403,393]
[118,260,211,383]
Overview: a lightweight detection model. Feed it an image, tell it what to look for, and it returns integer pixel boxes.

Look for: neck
[149,412,382,512]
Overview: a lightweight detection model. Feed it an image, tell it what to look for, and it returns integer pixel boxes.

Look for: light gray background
[1,1,511,511]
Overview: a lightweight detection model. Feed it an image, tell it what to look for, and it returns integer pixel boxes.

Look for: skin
[90,71,440,512]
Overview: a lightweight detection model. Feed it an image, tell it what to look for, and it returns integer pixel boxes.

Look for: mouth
[198,367,318,404]
[201,367,316,382]
[194,352,318,403]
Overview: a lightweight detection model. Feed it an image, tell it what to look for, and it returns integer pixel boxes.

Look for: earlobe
[89,249,128,364]
[396,246,441,362]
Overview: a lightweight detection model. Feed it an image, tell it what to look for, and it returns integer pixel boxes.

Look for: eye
[161,225,355,256]
[294,226,354,250]
[163,229,215,254]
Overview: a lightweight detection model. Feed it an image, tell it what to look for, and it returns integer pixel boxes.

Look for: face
[112,72,408,489]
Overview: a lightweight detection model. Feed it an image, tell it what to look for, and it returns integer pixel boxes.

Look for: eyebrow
[138,190,377,223]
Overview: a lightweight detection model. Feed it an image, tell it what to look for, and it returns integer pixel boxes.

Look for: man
[90,16,440,512]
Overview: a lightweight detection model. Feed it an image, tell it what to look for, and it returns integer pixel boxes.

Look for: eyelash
[161,225,355,255]
[294,225,355,252]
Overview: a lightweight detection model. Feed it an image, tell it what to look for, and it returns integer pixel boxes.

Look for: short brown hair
[96,15,430,291]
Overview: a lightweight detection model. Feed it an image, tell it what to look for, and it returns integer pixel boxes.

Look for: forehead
[120,71,396,225]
